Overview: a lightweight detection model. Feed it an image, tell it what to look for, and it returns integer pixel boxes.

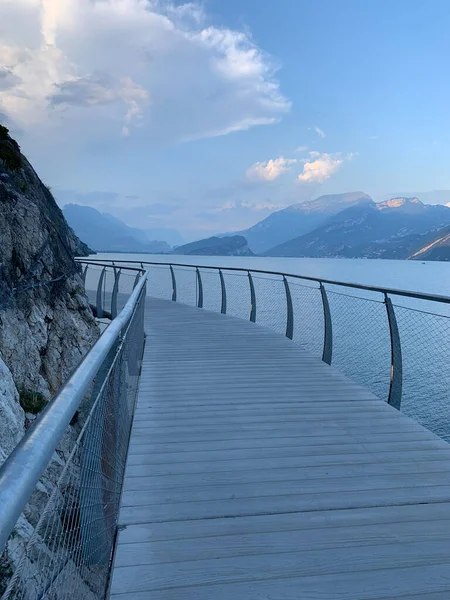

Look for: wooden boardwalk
[109,297,450,599]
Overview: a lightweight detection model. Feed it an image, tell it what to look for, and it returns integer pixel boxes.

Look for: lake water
[95,253,450,297]
[86,254,450,441]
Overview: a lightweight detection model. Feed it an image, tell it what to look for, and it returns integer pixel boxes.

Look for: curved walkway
[110,297,450,599]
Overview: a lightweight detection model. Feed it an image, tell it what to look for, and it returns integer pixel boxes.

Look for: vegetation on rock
[18,389,47,415]
[0,125,22,173]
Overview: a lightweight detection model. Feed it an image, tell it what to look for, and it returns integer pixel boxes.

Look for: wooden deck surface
[109,297,450,599]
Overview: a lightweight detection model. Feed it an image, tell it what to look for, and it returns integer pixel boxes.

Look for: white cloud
[314,126,326,138]
[241,200,289,210]
[0,0,290,144]
[297,151,353,184]
[216,200,289,212]
[246,156,297,181]
[295,145,308,153]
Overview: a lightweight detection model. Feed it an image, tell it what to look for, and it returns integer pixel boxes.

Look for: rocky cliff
[0,126,99,593]
[0,125,98,398]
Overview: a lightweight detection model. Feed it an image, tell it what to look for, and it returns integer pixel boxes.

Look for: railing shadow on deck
[82,258,450,444]
[0,262,147,600]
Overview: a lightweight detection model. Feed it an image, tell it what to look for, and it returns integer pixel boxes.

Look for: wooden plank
[117,502,450,544]
[126,439,449,465]
[127,421,432,439]
[114,518,450,567]
[127,431,442,454]
[122,460,450,491]
[110,540,450,594]
[118,485,450,525]
[120,472,450,508]
[124,449,450,476]
[110,563,450,599]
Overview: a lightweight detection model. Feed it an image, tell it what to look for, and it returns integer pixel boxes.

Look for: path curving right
[110,297,450,599]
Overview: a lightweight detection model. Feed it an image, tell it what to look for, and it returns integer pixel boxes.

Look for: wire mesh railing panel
[223,272,251,321]
[252,275,287,335]
[394,303,450,441]
[172,267,197,307]
[0,288,146,600]
[116,272,139,313]
[199,269,221,313]
[327,290,391,401]
[146,265,172,300]
[83,266,103,308]
[102,269,114,315]
[288,279,324,358]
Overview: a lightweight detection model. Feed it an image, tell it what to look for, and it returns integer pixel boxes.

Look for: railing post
[133,271,141,290]
[248,271,256,322]
[283,276,293,339]
[385,293,403,410]
[111,267,121,319]
[320,283,333,365]
[170,265,177,302]
[219,269,227,314]
[196,268,203,308]
[96,268,106,319]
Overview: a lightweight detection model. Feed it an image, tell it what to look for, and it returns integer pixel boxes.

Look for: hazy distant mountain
[63,204,171,253]
[144,227,184,247]
[172,236,253,256]
[227,192,373,253]
[265,198,450,259]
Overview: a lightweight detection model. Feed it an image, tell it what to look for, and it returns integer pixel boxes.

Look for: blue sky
[1,0,450,239]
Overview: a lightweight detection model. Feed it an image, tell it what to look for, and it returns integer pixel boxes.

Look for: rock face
[0,125,98,399]
[0,125,100,593]
[0,356,25,465]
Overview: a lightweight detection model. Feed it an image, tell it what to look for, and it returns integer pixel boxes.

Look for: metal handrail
[79,258,450,305]
[0,269,147,551]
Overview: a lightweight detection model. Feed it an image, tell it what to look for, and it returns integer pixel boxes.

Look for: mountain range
[63,193,450,261]
[265,196,450,259]
[62,204,183,253]
[230,192,373,254]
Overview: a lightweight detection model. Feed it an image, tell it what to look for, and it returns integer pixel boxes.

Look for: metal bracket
[196,268,203,308]
[170,265,177,302]
[248,271,256,322]
[283,277,294,339]
[385,294,403,410]
[96,268,106,319]
[320,283,333,365]
[219,269,227,314]
[111,268,121,319]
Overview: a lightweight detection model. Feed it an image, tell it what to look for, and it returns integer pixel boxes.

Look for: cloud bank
[245,151,355,185]
[0,0,290,144]
[246,157,297,181]
[297,152,355,184]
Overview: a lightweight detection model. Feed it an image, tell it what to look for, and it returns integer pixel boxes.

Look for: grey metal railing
[85,259,450,442]
[0,262,147,600]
